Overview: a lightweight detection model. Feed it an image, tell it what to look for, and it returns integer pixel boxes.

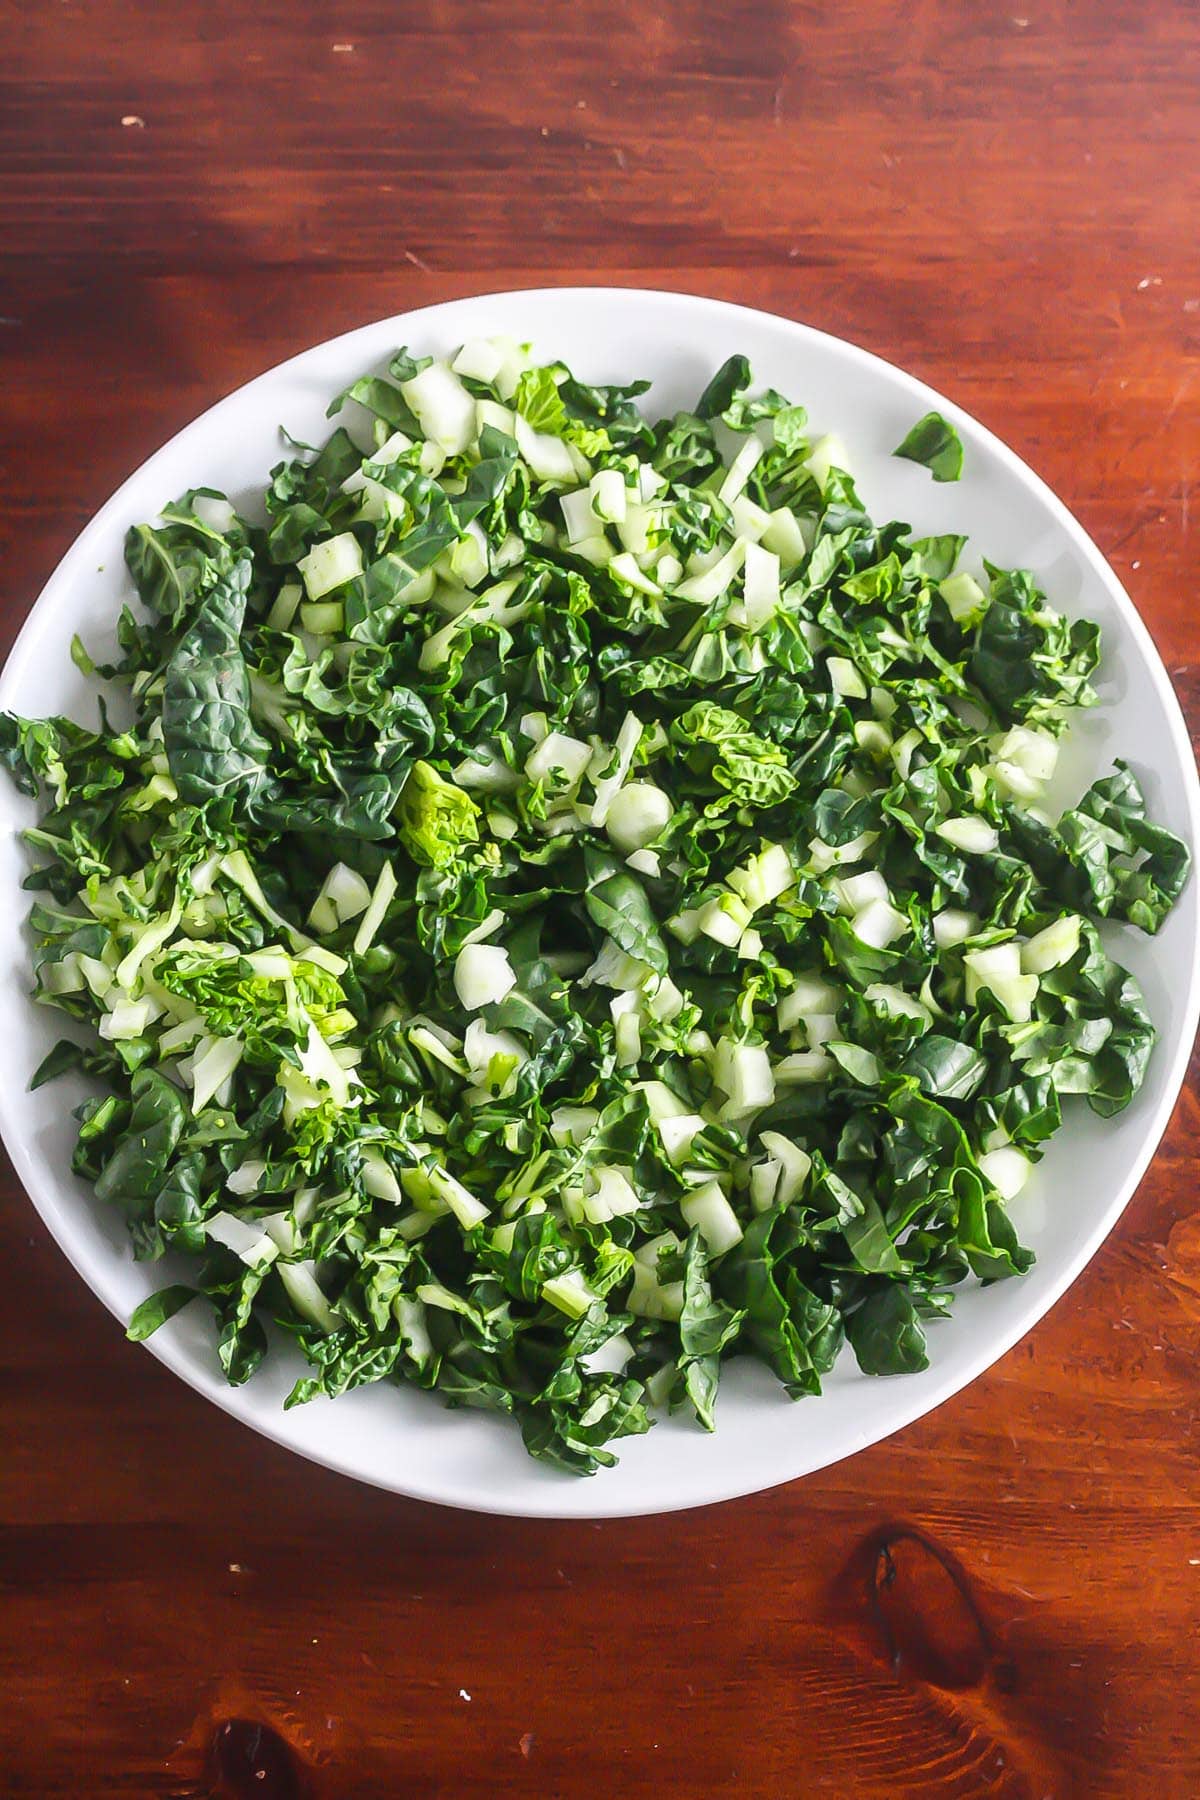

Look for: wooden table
[3,4,1198,1794]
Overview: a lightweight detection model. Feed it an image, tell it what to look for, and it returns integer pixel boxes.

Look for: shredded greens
[1,338,1189,1474]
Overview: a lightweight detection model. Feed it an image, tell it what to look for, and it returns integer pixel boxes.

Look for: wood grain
[2,3,1198,1795]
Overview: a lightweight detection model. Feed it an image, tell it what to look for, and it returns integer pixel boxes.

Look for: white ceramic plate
[1,288,1196,1518]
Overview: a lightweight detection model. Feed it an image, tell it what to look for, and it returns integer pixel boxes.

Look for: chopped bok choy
[1,337,1189,1474]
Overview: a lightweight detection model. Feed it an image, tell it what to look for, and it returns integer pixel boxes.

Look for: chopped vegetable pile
[1,337,1190,1474]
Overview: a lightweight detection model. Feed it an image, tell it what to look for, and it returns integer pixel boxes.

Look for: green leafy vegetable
[893,410,965,482]
[1,333,1188,1474]
[162,558,272,806]
[127,1283,199,1341]
[394,760,480,869]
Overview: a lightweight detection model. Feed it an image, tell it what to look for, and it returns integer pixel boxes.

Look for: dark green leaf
[893,411,965,482]
[127,1284,199,1341]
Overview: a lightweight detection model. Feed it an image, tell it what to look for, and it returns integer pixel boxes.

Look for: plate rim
[1,283,1197,1518]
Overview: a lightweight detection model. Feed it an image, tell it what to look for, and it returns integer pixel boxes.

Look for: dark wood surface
[3,4,1199,1795]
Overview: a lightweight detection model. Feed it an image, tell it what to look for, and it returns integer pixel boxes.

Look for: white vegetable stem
[454,943,517,1011]
[605,781,672,853]
[298,533,363,600]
